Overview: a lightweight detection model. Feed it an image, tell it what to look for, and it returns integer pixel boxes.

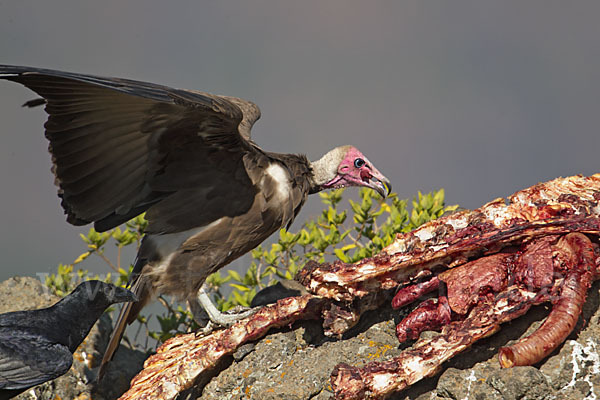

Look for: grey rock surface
[191,282,600,400]
[7,276,598,399]
[196,307,404,400]
[0,276,57,313]
[0,277,146,400]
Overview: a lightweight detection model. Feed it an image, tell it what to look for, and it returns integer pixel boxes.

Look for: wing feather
[0,65,263,233]
[56,142,147,184]
[0,329,72,390]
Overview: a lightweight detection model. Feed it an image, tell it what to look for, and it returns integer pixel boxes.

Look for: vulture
[0,281,135,399]
[0,65,391,377]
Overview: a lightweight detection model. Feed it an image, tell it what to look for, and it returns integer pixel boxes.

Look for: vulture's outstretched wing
[0,329,72,390]
[0,65,263,234]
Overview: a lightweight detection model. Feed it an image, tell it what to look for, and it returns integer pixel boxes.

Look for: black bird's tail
[98,274,151,380]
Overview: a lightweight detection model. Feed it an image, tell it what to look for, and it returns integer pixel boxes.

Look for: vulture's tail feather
[98,275,150,381]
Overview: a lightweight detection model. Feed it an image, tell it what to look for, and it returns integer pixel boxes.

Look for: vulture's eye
[354,158,365,168]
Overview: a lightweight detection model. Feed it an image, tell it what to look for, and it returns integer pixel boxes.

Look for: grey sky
[1,1,600,282]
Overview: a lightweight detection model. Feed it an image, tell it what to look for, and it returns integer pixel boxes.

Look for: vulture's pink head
[311,145,391,197]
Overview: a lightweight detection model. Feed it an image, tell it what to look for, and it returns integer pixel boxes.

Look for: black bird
[0,65,391,377]
[0,281,136,399]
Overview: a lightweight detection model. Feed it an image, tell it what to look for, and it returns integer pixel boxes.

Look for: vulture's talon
[196,285,260,327]
[209,308,261,327]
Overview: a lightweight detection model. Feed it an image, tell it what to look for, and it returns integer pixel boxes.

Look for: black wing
[0,65,263,234]
[0,329,72,390]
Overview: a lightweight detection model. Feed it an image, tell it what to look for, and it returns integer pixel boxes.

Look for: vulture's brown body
[134,151,313,316]
[0,65,390,377]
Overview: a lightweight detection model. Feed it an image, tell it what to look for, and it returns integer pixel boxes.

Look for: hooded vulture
[0,65,391,377]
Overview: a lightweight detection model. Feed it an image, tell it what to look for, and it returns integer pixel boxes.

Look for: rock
[0,276,57,313]
[0,277,146,400]
[10,275,600,399]
[95,345,148,400]
[197,308,404,400]
[185,281,600,400]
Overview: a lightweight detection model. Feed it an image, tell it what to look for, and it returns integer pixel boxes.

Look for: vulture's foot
[193,285,260,328]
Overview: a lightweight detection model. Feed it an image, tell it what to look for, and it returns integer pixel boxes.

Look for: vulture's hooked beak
[369,175,392,198]
[357,165,391,198]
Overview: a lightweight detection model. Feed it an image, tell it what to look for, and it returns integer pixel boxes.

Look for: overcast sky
[1,1,600,282]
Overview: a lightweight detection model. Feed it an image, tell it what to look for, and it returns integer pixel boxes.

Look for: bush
[45,188,457,347]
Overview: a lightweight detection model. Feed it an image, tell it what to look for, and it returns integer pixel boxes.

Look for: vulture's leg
[192,284,260,327]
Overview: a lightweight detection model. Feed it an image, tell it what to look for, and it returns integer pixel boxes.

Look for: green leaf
[73,252,91,264]
[334,248,349,263]
[232,290,249,307]
[230,283,251,292]
[227,270,242,282]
